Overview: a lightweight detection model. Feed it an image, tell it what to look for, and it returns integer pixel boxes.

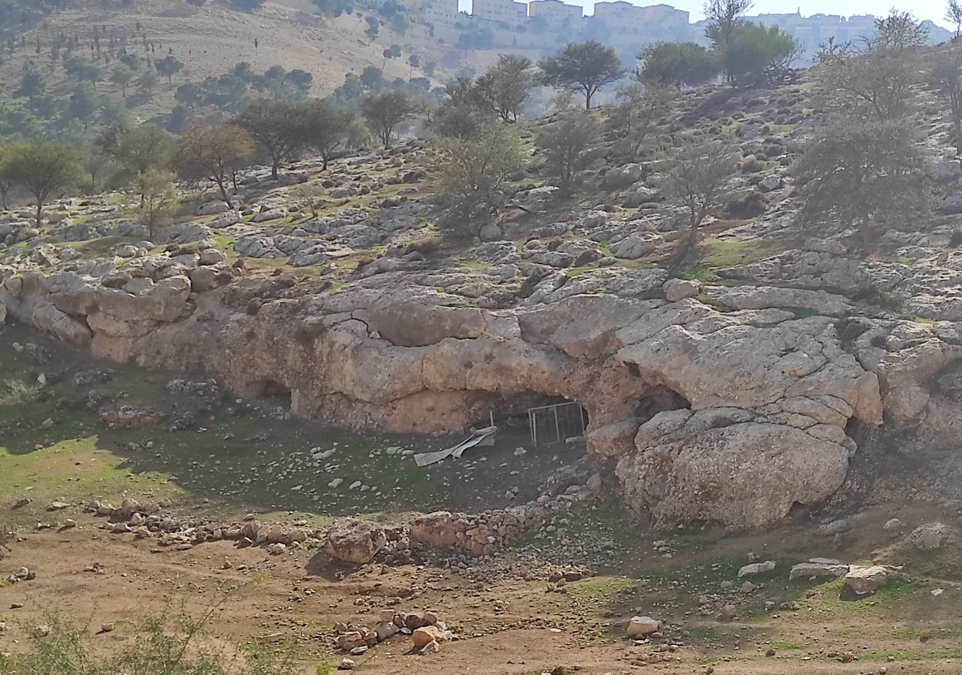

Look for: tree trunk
[688,210,702,245]
[36,198,42,227]
[214,177,234,210]
[271,160,279,180]
[585,89,592,110]
[859,217,871,254]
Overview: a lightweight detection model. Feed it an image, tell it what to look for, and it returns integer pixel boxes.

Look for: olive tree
[793,115,929,253]
[359,90,418,148]
[536,112,601,198]
[817,10,927,122]
[722,22,800,86]
[661,136,738,244]
[636,42,719,89]
[435,123,527,238]
[303,99,352,170]
[476,54,533,123]
[610,82,675,160]
[428,77,490,139]
[137,168,179,242]
[233,99,311,179]
[112,123,173,202]
[175,124,255,208]
[0,140,82,225]
[0,142,19,210]
[704,0,753,52]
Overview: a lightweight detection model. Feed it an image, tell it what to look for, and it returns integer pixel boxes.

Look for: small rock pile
[406,476,601,557]
[4,567,36,583]
[335,608,453,659]
[324,474,602,566]
[87,498,312,553]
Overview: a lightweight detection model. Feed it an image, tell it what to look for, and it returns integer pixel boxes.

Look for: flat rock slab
[738,560,776,577]
[844,565,898,594]
[789,561,849,581]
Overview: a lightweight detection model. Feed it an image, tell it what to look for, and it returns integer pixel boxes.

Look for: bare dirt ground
[4,483,962,674]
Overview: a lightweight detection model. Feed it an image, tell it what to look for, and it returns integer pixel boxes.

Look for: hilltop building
[410,0,460,25]
[528,0,583,31]
[472,0,528,25]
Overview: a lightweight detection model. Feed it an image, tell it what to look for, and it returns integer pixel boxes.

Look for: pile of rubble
[87,498,313,554]
[325,473,603,565]
[335,607,454,666]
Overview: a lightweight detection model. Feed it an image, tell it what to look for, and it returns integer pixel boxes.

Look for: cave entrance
[634,385,691,422]
[528,400,588,447]
[255,379,292,409]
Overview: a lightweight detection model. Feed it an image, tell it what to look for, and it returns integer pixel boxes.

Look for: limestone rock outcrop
[0,246,940,531]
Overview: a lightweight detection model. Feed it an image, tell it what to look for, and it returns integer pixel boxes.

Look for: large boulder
[907,522,951,550]
[604,163,644,187]
[610,232,662,260]
[617,411,850,529]
[845,565,897,594]
[325,518,387,565]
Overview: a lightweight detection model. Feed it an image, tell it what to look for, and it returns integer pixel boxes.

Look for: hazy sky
[456,0,953,28]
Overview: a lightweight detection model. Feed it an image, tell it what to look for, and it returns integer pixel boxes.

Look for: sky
[456,0,953,28]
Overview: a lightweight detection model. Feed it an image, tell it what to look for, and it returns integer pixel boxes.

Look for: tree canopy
[175,124,255,208]
[637,42,719,89]
[359,90,418,148]
[538,41,625,110]
[0,140,82,225]
[793,115,929,252]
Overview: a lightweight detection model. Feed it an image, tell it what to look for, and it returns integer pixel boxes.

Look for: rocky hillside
[0,0,506,132]
[3,62,962,533]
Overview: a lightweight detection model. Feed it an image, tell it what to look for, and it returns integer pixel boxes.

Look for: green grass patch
[696,292,731,312]
[770,640,804,649]
[897,312,937,326]
[780,306,818,319]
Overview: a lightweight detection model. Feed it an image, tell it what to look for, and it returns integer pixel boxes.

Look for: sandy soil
[3,498,962,675]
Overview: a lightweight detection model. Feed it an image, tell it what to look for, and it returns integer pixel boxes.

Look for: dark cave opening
[255,379,292,409]
[634,385,692,423]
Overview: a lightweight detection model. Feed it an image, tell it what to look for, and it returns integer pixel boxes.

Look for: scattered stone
[419,640,440,655]
[718,605,737,621]
[337,657,355,670]
[907,523,951,551]
[844,565,898,594]
[737,560,775,577]
[626,616,661,637]
[325,519,387,565]
[663,278,701,302]
[412,625,444,649]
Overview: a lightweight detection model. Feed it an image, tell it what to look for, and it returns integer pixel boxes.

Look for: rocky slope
[4,76,962,531]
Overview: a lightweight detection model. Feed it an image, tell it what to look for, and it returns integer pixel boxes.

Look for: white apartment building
[593,0,645,25]
[528,0,583,30]
[409,0,460,24]
[641,3,688,27]
[472,0,528,25]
